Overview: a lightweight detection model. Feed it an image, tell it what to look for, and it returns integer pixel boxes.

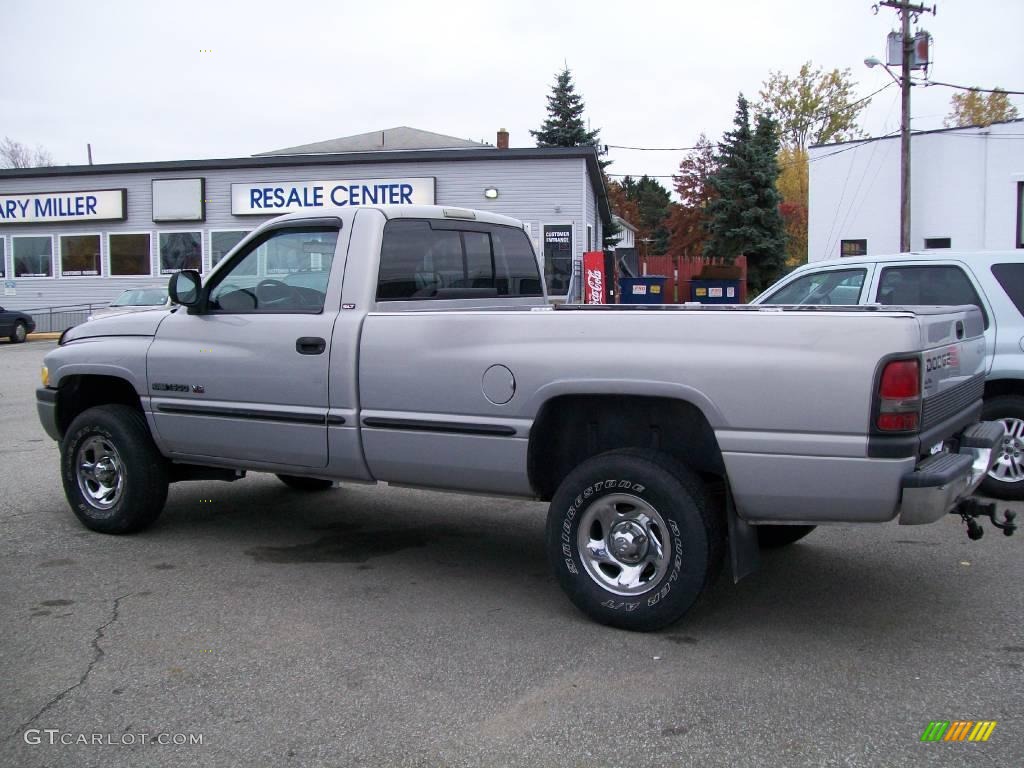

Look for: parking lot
[1,339,1022,767]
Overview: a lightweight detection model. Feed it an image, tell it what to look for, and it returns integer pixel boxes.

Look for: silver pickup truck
[36,206,1016,630]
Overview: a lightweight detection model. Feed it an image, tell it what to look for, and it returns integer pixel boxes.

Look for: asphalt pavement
[1,340,1021,768]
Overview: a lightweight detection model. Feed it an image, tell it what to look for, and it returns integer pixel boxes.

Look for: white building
[808,119,1024,261]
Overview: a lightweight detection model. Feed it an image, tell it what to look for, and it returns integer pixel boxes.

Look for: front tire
[60,405,169,534]
[276,474,335,492]
[980,395,1024,500]
[11,320,27,343]
[756,524,816,548]
[546,448,723,632]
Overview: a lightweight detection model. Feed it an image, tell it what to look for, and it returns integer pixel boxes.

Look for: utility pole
[875,1,934,251]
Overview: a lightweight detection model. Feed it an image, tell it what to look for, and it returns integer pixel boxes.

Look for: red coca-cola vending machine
[582,251,616,304]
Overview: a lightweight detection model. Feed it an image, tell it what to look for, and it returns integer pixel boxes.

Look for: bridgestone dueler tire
[276,474,335,492]
[756,524,816,549]
[546,448,724,632]
[60,405,169,534]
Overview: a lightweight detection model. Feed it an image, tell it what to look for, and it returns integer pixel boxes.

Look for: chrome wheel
[76,436,125,511]
[13,322,26,342]
[990,418,1024,484]
[577,493,672,596]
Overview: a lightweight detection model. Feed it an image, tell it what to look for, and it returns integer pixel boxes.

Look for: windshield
[111,288,168,307]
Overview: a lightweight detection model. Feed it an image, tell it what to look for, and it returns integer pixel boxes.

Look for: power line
[926,80,1024,96]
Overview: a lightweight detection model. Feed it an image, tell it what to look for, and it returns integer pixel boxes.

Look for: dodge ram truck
[36,205,1016,630]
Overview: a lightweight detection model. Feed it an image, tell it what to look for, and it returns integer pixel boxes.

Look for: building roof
[810,117,1024,149]
[0,147,613,228]
[613,214,638,232]
[256,126,491,156]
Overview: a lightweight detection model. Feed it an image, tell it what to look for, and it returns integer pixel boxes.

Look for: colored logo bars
[920,721,997,742]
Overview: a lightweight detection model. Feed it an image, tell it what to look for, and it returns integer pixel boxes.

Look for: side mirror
[168,270,201,307]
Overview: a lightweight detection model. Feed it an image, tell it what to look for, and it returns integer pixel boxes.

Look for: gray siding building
[0,132,610,317]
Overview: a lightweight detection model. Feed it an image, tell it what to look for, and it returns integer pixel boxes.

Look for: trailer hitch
[954,498,1017,540]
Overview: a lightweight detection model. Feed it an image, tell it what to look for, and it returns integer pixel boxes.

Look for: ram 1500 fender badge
[152,383,189,393]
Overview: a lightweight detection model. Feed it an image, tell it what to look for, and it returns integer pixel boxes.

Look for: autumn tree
[755,62,868,270]
[607,179,642,232]
[777,146,808,266]
[619,175,672,254]
[758,61,870,151]
[0,137,53,168]
[705,95,786,294]
[944,88,1020,127]
[666,134,716,260]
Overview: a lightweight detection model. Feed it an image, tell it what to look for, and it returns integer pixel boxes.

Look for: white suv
[755,250,1024,500]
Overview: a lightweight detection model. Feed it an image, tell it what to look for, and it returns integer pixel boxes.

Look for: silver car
[755,250,1024,499]
[88,287,172,321]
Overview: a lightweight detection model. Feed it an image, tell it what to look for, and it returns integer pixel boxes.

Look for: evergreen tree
[704,95,787,294]
[531,67,616,247]
[531,67,601,148]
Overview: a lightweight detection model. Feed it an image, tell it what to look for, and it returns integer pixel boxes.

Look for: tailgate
[869,305,987,459]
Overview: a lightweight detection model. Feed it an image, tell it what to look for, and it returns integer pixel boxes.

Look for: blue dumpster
[620,276,667,305]
[690,279,741,304]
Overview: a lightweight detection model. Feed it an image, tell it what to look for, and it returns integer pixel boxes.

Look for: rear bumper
[897,421,1003,525]
[36,387,59,441]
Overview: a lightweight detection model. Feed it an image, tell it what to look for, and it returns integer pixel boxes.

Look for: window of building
[760,268,867,305]
[159,231,202,274]
[0,238,5,278]
[207,226,339,313]
[377,219,543,300]
[924,237,951,249]
[210,230,249,267]
[992,263,1024,318]
[1017,182,1023,249]
[109,233,152,276]
[840,239,867,257]
[876,265,989,328]
[13,236,53,277]
[587,224,593,251]
[59,234,101,277]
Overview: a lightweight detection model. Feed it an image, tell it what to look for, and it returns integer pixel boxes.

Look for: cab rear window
[991,263,1024,318]
[377,219,543,300]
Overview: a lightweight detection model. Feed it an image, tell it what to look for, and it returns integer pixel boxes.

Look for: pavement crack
[5,591,135,743]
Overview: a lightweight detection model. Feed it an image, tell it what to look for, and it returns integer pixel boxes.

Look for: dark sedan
[0,306,36,343]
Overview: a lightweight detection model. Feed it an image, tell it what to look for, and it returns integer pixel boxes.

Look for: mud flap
[727,485,761,582]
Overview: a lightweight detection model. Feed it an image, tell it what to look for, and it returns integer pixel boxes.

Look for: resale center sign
[231,177,435,215]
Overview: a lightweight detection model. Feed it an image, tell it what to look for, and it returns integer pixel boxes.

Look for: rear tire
[546,448,723,632]
[756,524,816,549]
[276,474,335,492]
[11,320,27,343]
[980,395,1024,500]
[60,404,169,534]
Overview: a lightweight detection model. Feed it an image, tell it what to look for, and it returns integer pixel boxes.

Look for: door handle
[296,337,326,355]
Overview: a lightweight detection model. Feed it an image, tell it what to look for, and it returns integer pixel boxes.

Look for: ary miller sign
[231,177,435,215]
[0,189,127,224]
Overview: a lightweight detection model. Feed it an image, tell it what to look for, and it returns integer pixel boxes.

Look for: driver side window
[207,227,339,313]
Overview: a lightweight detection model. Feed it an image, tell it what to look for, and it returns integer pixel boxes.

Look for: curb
[27,332,62,341]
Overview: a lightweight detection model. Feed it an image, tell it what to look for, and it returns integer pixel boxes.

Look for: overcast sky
[4,0,1022,189]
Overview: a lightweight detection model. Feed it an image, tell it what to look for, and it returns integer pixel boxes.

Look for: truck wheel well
[984,379,1024,400]
[527,395,725,501]
[57,375,144,438]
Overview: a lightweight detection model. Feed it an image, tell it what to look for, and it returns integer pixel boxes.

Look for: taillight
[876,359,921,432]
